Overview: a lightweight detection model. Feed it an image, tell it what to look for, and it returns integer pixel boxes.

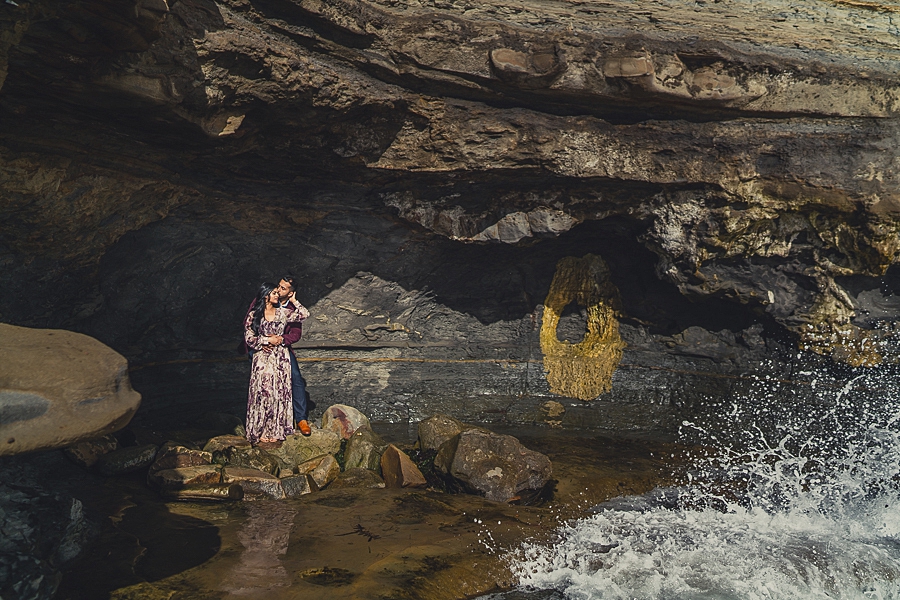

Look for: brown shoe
[297,420,311,436]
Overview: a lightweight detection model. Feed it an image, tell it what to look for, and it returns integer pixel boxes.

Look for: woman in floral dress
[244,282,295,446]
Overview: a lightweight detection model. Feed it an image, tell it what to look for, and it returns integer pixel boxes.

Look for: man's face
[276,280,293,301]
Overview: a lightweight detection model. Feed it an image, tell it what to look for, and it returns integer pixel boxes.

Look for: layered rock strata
[0,0,898,429]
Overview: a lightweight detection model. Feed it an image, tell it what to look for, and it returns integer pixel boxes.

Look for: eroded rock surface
[0,324,141,456]
[1,0,898,429]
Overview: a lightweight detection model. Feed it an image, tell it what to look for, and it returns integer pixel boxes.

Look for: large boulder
[0,323,141,456]
[344,426,388,472]
[321,404,371,440]
[266,430,341,472]
[435,429,552,502]
[380,445,427,489]
[158,484,243,502]
[417,415,470,452]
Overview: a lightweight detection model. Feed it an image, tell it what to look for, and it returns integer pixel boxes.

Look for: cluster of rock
[63,405,552,503]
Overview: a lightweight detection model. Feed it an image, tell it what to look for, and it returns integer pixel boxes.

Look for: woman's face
[267,289,280,305]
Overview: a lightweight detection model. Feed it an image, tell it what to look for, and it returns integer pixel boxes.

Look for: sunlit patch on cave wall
[540,254,625,401]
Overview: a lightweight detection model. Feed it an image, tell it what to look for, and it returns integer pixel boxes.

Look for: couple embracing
[242,276,312,449]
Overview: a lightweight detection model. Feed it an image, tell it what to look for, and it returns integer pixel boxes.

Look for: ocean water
[499,364,900,599]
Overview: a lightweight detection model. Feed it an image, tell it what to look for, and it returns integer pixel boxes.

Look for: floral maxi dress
[244,306,294,444]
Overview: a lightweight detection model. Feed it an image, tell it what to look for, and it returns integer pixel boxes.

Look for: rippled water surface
[502,365,900,599]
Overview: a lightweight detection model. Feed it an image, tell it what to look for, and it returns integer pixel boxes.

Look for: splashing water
[506,363,900,599]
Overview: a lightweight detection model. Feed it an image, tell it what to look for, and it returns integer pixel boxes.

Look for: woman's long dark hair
[250,282,277,335]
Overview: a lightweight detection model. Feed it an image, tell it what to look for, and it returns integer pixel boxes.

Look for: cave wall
[1,0,898,433]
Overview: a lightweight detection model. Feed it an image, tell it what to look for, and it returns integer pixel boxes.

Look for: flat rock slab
[0,323,141,456]
[159,484,243,502]
[223,466,285,500]
[149,465,223,489]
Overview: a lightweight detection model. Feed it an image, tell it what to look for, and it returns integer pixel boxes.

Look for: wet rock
[295,454,329,476]
[344,426,388,472]
[329,468,386,490]
[148,465,223,489]
[202,435,251,454]
[281,474,318,498]
[309,455,341,490]
[381,445,427,489]
[417,415,470,452]
[0,323,141,457]
[148,443,212,474]
[293,454,341,489]
[321,404,370,440]
[95,444,158,476]
[222,467,285,500]
[435,429,552,502]
[63,434,119,468]
[212,446,279,475]
[267,430,341,472]
[0,477,92,600]
[158,484,243,502]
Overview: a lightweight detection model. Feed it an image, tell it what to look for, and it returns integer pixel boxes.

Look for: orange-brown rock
[380,445,427,489]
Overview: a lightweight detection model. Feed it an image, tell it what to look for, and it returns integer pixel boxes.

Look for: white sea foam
[508,364,900,599]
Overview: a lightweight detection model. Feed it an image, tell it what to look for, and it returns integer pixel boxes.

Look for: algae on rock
[540,254,625,401]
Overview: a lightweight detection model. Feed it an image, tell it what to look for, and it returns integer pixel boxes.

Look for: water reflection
[221,501,297,596]
[57,496,221,599]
